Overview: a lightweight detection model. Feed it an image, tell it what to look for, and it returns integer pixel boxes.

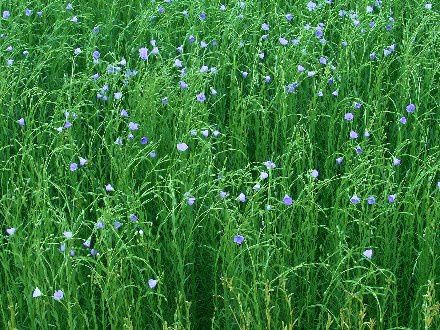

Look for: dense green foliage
[1,1,439,329]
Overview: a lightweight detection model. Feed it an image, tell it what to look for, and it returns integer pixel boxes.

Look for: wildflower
[177,143,188,152]
[105,184,114,192]
[260,172,268,180]
[6,228,16,236]
[319,56,327,65]
[307,1,317,11]
[179,80,188,89]
[70,163,78,172]
[355,146,363,154]
[406,103,416,113]
[196,92,206,102]
[148,279,158,289]
[400,116,407,124]
[364,130,370,138]
[63,231,73,239]
[128,122,139,131]
[17,118,25,127]
[233,235,245,245]
[114,92,123,100]
[253,183,261,191]
[3,11,11,19]
[367,196,376,205]
[310,169,319,178]
[279,37,288,46]
[393,158,401,166]
[297,65,305,72]
[237,193,246,203]
[350,195,360,204]
[96,221,104,229]
[219,191,229,199]
[263,161,276,169]
[425,3,432,10]
[140,137,149,145]
[349,131,358,139]
[59,243,66,252]
[115,137,123,145]
[114,221,122,230]
[283,195,293,205]
[71,16,78,23]
[388,194,396,203]
[261,23,269,31]
[336,157,344,164]
[345,113,354,121]
[363,249,373,259]
[32,288,42,298]
[139,47,148,60]
[79,157,87,166]
[130,214,138,222]
[285,13,293,21]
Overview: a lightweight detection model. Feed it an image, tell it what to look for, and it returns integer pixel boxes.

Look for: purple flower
[233,235,245,245]
[90,249,98,256]
[128,122,139,131]
[370,52,377,60]
[79,157,87,166]
[354,102,362,109]
[130,214,138,222]
[355,146,363,154]
[3,11,11,19]
[363,249,373,259]
[319,56,327,65]
[285,82,298,93]
[74,48,82,56]
[425,3,433,10]
[349,131,358,139]
[264,75,271,83]
[237,193,246,203]
[25,8,33,16]
[177,142,188,152]
[187,196,196,205]
[158,6,165,14]
[53,290,64,301]
[59,243,66,252]
[307,1,317,11]
[219,191,229,199]
[242,71,248,78]
[96,221,104,229]
[279,37,288,46]
[32,288,42,298]
[114,221,122,230]
[196,92,206,102]
[336,157,344,164]
[6,227,16,236]
[285,13,293,21]
[283,194,293,205]
[17,118,25,127]
[201,129,209,138]
[69,249,75,257]
[179,80,188,89]
[199,12,206,20]
[350,195,361,204]
[400,116,407,124]
[388,194,396,203]
[83,240,91,248]
[140,137,149,145]
[263,161,276,169]
[393,158,401,166]
[406,103,416,113]
[92,50,100,60]
[63,231,73,239]
[310,169,319,178]
[148,279,158,289]
[297,65,305,72]
[70,163,78,172]
[188,35,196,43]
[114,92,123,100]
[344,113,354,121]
[105,184,114,192]
[261,23,269,31]
[139,47,149,60]
[260,172,268,180]
[367,196,376,205]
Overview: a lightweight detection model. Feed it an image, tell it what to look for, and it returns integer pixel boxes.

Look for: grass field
[0,1,439,329]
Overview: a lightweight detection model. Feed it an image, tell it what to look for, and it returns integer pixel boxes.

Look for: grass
[0,0,439,329]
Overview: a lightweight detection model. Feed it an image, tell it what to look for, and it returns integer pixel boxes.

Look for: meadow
[0,1,439,329]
